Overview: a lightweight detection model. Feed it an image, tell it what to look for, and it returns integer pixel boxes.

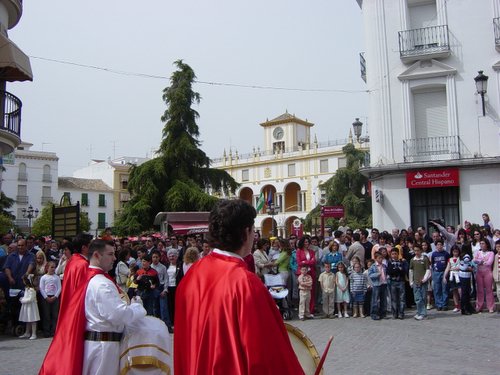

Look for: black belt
[84,331,123,342]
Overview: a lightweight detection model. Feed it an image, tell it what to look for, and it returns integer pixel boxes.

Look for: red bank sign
[406,168,460,189]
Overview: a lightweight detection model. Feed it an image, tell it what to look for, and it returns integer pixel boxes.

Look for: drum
[119,316,172,375]
[285,323,322,375]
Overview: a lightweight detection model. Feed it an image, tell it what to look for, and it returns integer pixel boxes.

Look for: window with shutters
[242,169,249,182]
[413,88,448,139]
[98,194,106,207]
[98,213,106,229]
[288,164,296,177]
[81,193,89,206]
[319,159,328,173]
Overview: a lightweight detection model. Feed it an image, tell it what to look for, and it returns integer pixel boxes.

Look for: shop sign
[406,168,459,189]
[320,205,344,218]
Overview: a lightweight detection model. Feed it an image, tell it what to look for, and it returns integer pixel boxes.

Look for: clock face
[273,126,284,140]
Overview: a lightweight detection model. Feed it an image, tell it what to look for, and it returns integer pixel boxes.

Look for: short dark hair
[73,233,93,254]
[435,239,444,245]
[297,236,311,249]
[207,199,256,253]
[142,254,152,263]
[352,233,360,242]
[117,249,130,262]
[88,239,108,258]
[333,230,343,239]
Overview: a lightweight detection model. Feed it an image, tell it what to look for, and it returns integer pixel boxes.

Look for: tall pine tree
[115,60,238,234]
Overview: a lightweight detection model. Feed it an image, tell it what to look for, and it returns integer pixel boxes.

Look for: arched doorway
[284,182,301,212]
[260,217,277,239]
[239,187,253,206]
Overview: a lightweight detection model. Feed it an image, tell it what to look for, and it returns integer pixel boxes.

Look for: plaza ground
[0,308,498,375]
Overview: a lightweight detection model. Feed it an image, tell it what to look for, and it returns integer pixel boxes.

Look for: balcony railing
[41,196,53,205]
[120,192,130,202]
[359,52,366,83]
[16,195,28,204]
[399,25,450,61]
[17,172,27,181]
[0,90,22,138]
[494,17,500,51]
[403,136,471,163]
[42,174,52,182]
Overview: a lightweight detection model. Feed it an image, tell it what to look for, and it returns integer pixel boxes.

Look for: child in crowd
[443,245,462,312]
[368,252,388,320]
[458,254,476,315]
[127,264,139,299]
[363,259,374,317]
[298,265,313,320]
[39,261,61,337]
[387,248,408,319]
[409,245,431,321]
[335,262,350,318]
[18,274,40,340]
[347,256,362,275]
[318,263,336,318]
[349,262,367,318]
[421,241,434,310]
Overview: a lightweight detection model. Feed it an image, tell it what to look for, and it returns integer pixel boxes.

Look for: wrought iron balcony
[403,136,471,163]
[494,17,500,52]
[359,52,366,83]
[399,25,450,62]
[16,195,28,204]
[0,90,22,153]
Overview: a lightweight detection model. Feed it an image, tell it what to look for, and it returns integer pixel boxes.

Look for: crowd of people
[0,213,498,342]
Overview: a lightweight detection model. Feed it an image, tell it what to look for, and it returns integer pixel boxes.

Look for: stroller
[264,273,293,320]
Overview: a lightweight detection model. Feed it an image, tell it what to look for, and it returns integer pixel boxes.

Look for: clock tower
[260,111,314,153]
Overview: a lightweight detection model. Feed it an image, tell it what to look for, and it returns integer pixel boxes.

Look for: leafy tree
[115,60,238,235]
[305,143,372,231]
[0,192,15,219]
[31,203,91,237]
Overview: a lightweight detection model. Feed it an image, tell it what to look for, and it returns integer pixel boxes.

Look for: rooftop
[58,177,112,191]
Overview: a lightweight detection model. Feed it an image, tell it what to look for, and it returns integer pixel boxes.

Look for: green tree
[0,192,15,219]
[115,60,238,235]
[31,203,91,236]
[305,143,372,231]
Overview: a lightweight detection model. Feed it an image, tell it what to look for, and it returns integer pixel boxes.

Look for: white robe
[83,269,146,375]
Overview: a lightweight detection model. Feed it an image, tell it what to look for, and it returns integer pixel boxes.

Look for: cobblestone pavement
[0,308,498,375]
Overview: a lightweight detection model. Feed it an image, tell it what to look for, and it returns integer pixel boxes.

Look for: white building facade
[1,142,58,229]
[212,112,368,238]
[58,177,114,235]
[356,0,500,230]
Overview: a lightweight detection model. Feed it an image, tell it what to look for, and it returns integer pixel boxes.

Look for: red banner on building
[406,168,460,189]
[320,206,345,218]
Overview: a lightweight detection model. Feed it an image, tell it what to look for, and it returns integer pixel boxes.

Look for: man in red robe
[175,199,304,375]
[38,233,93,375]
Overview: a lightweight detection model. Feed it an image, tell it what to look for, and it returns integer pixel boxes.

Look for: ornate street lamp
[474,70,488,116]
[352,118,363,143]
[22,205,39,233]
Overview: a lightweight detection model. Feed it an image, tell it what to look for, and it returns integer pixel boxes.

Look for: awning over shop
[0,33,33,82]
[154,211,210,235]
[169,222,209,235]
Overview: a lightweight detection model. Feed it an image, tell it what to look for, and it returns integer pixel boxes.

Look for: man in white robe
[83,240,146,375]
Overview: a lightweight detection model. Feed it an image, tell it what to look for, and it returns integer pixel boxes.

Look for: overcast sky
[9,0,367,176]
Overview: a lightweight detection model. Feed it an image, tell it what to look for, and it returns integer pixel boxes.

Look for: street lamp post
[267,203,280,237]
[352,118,363,143]
[22,205,39,233]
[474,70,488,116]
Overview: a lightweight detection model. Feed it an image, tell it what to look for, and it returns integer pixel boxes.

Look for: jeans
[389,280,405,318]
[413,282,427,317]
[141,289,159,316]
[432,270,448,308]
[370,284,387,319]
[459,277,474,313]
[159,292,171,326]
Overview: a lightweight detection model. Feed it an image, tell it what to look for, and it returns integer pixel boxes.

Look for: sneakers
[452,307,460,313]
[18,333,30,339]
[29,335,37,340]
[426,304,433,310]
[338,312,342,319]
[307,314,314,319]
[344,312,349,318]
[414,315,424,321]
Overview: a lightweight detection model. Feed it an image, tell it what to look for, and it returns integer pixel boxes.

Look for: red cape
[174,252,304,375]
[58,253,89,314]
[39,266,101,375]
